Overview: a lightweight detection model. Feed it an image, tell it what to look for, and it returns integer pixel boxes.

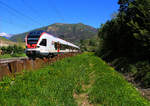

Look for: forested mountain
[96,0,150,88]
[10,23,98,44]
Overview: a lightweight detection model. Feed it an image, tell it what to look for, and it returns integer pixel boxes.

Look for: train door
[54,42,60,53]
[57,42,60,53]
[39,39,48,52]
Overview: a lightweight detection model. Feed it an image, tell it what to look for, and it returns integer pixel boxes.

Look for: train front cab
[26,31,49,58]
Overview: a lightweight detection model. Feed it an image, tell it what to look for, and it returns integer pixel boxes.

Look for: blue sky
[0,0,119,34]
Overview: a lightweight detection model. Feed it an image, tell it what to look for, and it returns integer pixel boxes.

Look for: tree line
[0,45,25,56]
[96,0,150,88]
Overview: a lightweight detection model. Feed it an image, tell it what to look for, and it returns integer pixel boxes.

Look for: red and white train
[25,31,80,58]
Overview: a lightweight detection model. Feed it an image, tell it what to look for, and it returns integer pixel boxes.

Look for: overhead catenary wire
[21,0,45,26]
[0,0,66,34]
[22,0,65,22]
[0,0,43,26]
[21,0,65,26]
[50,0,65,21]
[0,3,32,32]
[21,0,40,15]
[0,8,31,29]
[1,19,28,29]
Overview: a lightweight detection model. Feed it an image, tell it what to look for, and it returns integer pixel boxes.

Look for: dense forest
[96,0,150,88]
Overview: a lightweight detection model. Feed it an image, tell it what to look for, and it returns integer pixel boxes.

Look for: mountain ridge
[10,23,98,44]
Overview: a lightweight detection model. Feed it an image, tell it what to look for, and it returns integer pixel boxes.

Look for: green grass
[0,53,26,59]
[0,36,10,41]
[0,53,149,106]
[87,56,149,105]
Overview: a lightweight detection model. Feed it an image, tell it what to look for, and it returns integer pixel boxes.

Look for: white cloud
[0,32,12,38]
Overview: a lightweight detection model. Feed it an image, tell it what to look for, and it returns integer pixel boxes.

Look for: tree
[97,0,150,61]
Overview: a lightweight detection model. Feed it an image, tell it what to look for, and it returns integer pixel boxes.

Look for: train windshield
[27,31,44,44]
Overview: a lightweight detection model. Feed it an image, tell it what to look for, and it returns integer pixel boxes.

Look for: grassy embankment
[0,53,26,59]
[0,53,149,105]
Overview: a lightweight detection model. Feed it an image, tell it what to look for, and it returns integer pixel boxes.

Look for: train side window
[54,42,57,49]
[61,44,66,50]
[40,39,47,46]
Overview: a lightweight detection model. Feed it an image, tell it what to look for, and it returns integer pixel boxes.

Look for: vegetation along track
[0,53,79,80]
[0,52,149,105]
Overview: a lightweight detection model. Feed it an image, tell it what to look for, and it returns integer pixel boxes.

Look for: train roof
[55,37,80,49]
[45,33,80,49]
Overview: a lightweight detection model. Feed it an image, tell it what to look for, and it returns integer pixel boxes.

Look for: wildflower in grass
[10,81,15,85]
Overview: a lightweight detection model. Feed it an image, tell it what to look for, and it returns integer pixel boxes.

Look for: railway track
[0,57,28,64]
